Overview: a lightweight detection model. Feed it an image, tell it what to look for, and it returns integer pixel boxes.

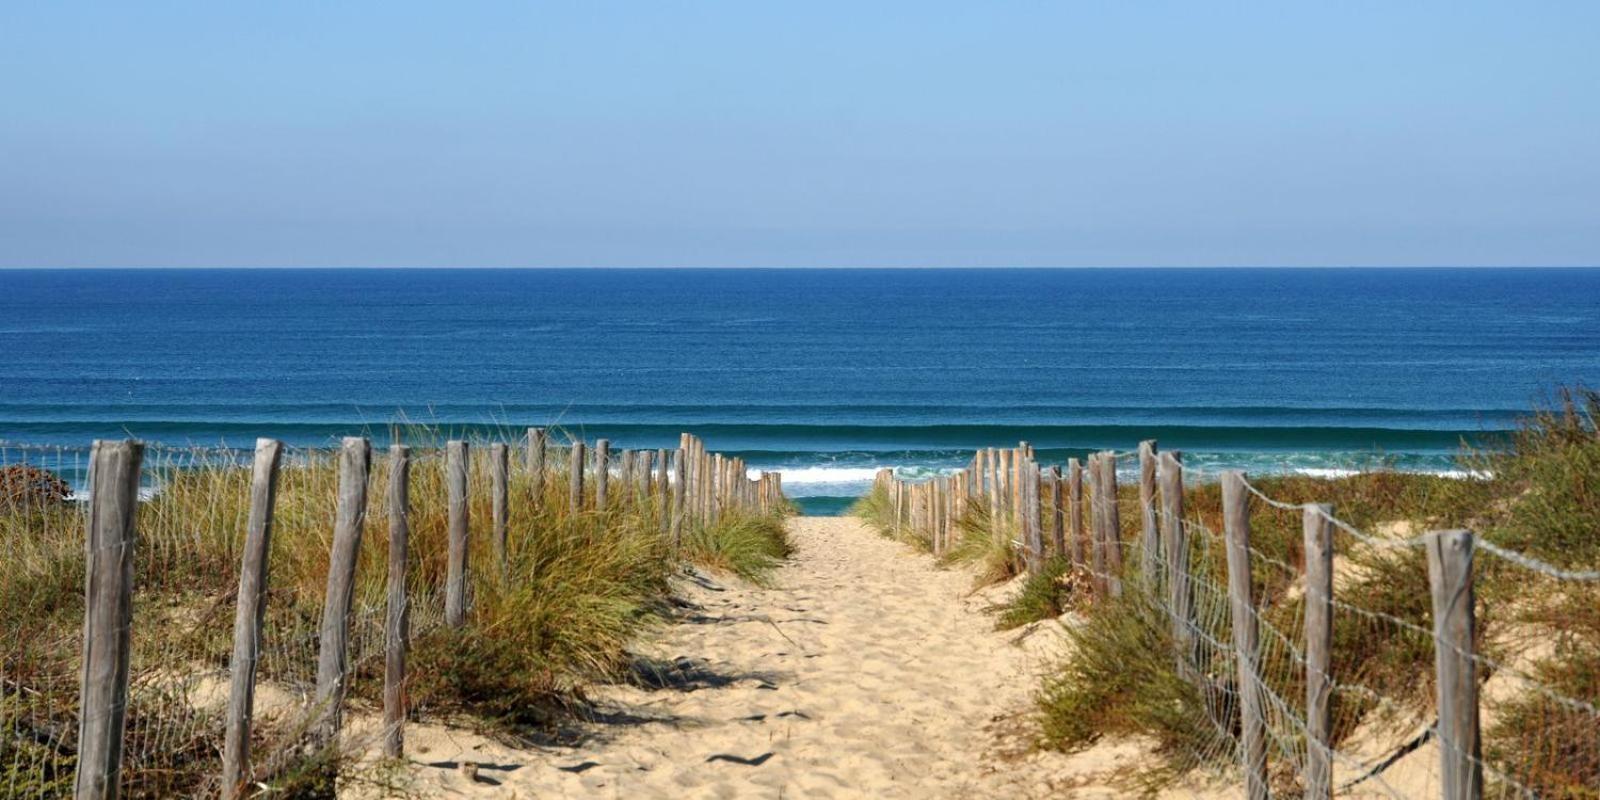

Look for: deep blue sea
[2,268,1597,514]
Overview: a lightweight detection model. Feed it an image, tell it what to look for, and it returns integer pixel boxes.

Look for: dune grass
[1035,389,1600,793]
[0,433,792,798]
[852,481,1020,587]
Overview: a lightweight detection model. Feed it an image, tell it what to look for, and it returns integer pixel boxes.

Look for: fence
[0,430,783,799]
[875,440,1599,799]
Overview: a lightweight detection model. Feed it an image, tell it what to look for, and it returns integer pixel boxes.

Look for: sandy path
[390,516,1102,798]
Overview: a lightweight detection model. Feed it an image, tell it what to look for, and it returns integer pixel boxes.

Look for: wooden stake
[312,437,372,749]
[221,439,283,799]
[670,449,686,547]
[1138,440,1159,585]
[526,427,546,509]
[1048,465,1064,558]
[1068,458,1085,568]
[1303,504,1334,800]
[594,439,610,510]
[444,440,470,628]
[75,439,144,800]
[490,443,508,570]
[1159,451,1194,674]
[569,441,586,512]
[1426,529,1482,800]
[1098,452,1123,597]
[1221,471,1268,800]
[382,445,411,759]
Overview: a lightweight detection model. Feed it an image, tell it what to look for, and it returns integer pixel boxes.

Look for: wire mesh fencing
[878,440,1598,799]
[0,430,781,798]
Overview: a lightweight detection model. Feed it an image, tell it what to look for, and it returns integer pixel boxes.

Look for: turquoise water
[3,268,1598,512]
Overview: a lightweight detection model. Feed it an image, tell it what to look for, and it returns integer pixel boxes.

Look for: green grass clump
[0,430,794,797]
[851,482,1021,586]
[1037,591,1223,790]
[992,556,1077,630]
[1032,388,1600,790]
[680,510,793,585]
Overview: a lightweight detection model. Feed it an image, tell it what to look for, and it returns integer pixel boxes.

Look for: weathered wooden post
[1086,454,1105,594]
[615,449,630,506]
[1426,529,1482,800]
[594,439,610,510]
[1023,463,1043,573]
[627,451,646,499]
[655,448,670,500]
[896,473,908,537]
[1098,452,1124,597]
[445,441,470,628]
[75,439,145,800]
[221,438,283,799]
[1012,445,1027,523]
[1220,471,1268,800]
[383,445,411,759]
[382,445,412,761]
[1138,440,1159,585]
[526,427,546,509]
[1048,465,1064,558]
[1159,451,1194,672]
[1303,504,1334,800]
[568,441,586,511]
[670,449,686,547]
[490,443,509,569]
[1068,458,1085,568]
[312,437,372,749]
[998,448,1012,523]
[986,447,1001,526]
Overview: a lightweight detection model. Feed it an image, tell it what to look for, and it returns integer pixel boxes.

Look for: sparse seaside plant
[0,430,791,798]
[1033,388,1600,794]
[852,482,1021,585]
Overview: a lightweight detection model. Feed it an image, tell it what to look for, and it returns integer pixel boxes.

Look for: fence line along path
[877,438,1599,800]
[0,430,782,799]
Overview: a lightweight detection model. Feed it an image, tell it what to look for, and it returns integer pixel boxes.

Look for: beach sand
[379,515,1127,798]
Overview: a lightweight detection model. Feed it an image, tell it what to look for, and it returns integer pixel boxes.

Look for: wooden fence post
[1303,504,1334,800]
[526,427,546,509]
[75,439,145,800]
[1048,465,1064,558]
[383,445,411,759]
[669,449,686,546]
[445,441,470,628]
[1099,452,1124,597]
[999,448,1012,523]
[1426,529,1482,800]
[569,441,586,512]
[221,439,283,799]
[490,443,508,570]
[312,437,372,749]
[594,439,610,510]
[1158,451,1194,673]
[618,450,633,504]
[1068,458,1085,568]
[987,447,1001,527]
[1138,440,1159,585]
[638,449,654,502]
[1086,454,1104,595]
[1024,463,1043,573]
[655,448,670,501]
[1220,471,1268,800]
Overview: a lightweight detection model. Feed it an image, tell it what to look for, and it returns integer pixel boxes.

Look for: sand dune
[379,516,1166,798]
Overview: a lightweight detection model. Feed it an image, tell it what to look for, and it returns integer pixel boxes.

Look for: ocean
[2,268,1597,515]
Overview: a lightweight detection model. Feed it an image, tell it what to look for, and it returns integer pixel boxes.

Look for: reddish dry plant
[0,464,73,510]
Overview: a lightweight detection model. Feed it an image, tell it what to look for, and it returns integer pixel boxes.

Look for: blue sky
[2,2,1597,267]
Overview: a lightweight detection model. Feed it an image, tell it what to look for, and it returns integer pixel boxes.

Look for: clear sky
[3,2,1597,268]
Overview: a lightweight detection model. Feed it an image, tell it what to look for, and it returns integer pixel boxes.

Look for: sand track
[389,516,1091,798]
